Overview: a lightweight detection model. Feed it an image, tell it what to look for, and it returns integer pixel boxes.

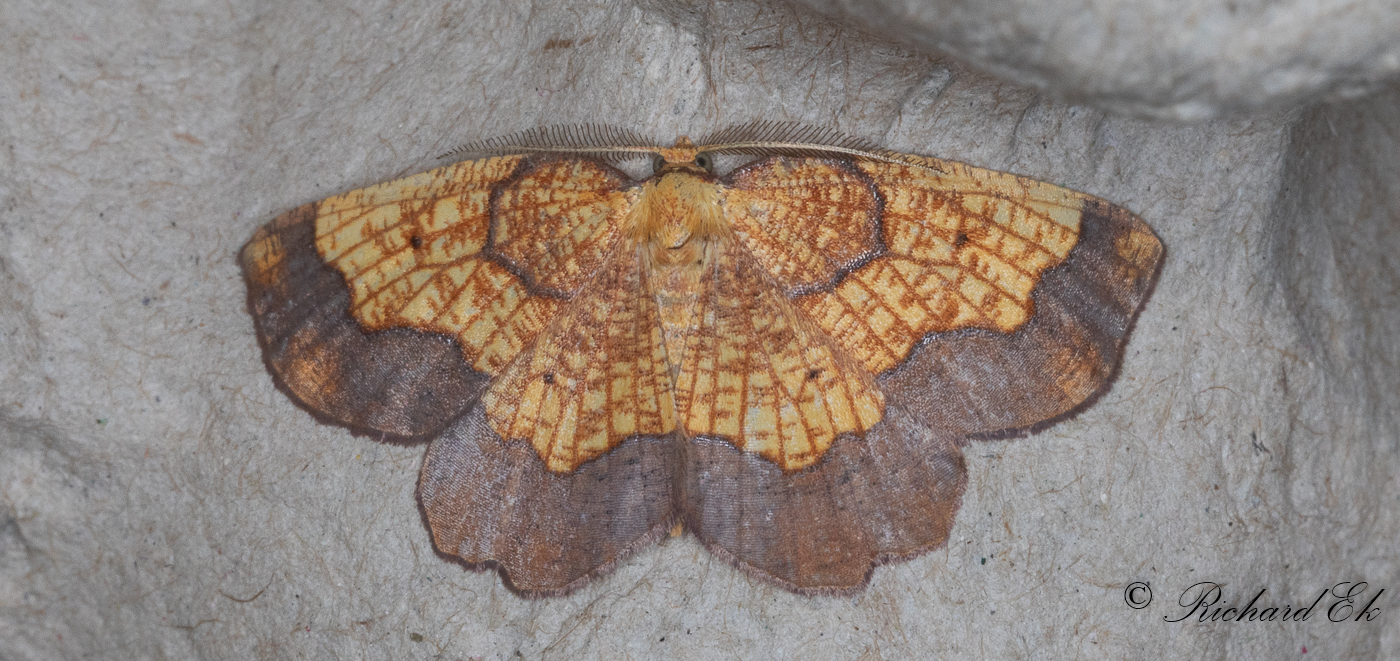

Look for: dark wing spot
[806,369,821,380]
[543,373,555,384]
[410,234,424,249]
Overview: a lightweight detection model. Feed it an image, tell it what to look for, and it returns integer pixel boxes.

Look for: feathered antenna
[696,121,909,164]
[439,125,662,163]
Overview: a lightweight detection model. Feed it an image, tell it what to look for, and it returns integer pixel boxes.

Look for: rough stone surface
[796,0,1400,120]
[1,0,1397,659]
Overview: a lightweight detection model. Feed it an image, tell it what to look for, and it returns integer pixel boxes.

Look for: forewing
[880,195,1163,437]
[242,203,487,439]
[241,155,635,438]
[716,153,1162,438]
[482,247,677,473]
[673,239,884,472]
[852,156,1162,436]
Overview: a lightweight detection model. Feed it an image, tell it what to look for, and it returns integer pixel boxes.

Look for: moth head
[651,137,714,175]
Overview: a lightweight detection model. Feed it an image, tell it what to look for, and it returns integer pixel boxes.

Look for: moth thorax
[629,171,726,266]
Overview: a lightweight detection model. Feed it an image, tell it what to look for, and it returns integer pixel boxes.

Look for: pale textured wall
[1,0,1397,659]
[795,0,1400,120]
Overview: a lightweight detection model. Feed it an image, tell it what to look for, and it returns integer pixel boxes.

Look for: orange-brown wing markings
[488,157,639,297]
[719,158,883,296]
[792,157,1085,374]
[396,259,564,374]
[673,239,884,472]
[311,155,636,376]
[483,246,677,473]
[315,157,519,305]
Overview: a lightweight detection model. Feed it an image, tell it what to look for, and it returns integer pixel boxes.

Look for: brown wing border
[241,203,491,443]
[417,407,682,598]
[679,404,967,596]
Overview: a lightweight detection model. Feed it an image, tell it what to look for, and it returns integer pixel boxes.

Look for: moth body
[627,140,729,378]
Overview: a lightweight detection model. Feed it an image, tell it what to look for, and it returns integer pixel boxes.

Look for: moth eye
[695,152,714,172]
[651,154,666,174]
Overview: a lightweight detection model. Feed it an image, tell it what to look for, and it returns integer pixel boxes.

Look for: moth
[241,123,1163,596]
